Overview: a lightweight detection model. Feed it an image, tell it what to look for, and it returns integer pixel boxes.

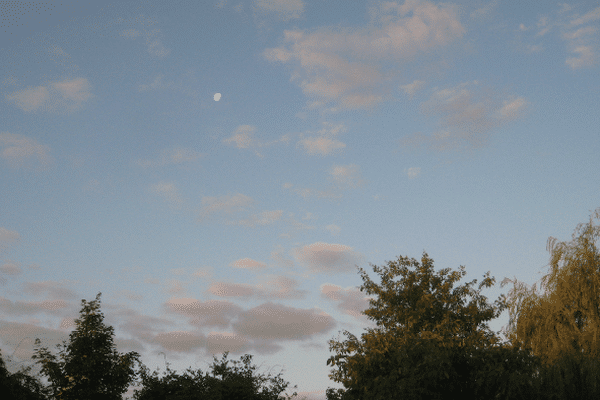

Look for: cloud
[22,281,80,300]
[165,298,244,329]
[150,181,185,209]
[565,45,595,69]
[229,210,284,227]
[5,78,92,113]
[320,283,377,321]
[223,125,256,149]
[120,28,171,58]
[399,81,528,151]
[400,79,426,97]
[138,74,173,91]
[292,242,365,274]
[232,302,335,340]
[325,224,341,236]
[197,193,254,221]
[0,262,22,275]
[255,0,304,21]
[405,167,421,178]
[518,5,599,69]
[137,146,202,168]
[328,164,366,189]
[0,228,20,246]
[264,0,465,111]
[296,122,347,156]
[0,133,53,169]
[0,296,68,316]
[223,125,291,157]
[231,258,268,270]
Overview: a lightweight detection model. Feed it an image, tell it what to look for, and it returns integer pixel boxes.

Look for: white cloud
[150,181,185,208]
[405,167,421,179]
[138,74,173,91]
[296,122,347,156]
[400,81,528,151]
[197,193,254,221]
[292,242,364,274]
[121,28,171,58]
[230,210,284,227]
[5,78,92,113]
[329,164,366,189]
[0,228,20,244]
[231,258,268,270]
[566,45,595,69]
[223,125,256,149]
[325,224,341,236]
[137,146,202,168]
[320,283,376,322]
[264,0,465,111]
[0,262,22,275]
[255,0,304,21]
[400,79,426,97]
[0,132,53,169]
[569,6,600,26]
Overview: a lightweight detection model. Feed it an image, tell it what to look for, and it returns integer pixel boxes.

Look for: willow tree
[500,208,600,397]
[31,292,142,400]
[326,252,541,400]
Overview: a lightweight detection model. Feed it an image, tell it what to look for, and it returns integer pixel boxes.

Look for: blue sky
[1,0,599,398]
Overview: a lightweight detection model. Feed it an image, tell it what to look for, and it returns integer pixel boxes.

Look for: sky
[1,0,600,398]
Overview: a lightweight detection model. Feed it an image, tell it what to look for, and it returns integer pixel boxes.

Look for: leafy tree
[500,208,600,398]
[325,251,542,400]
[31,292,142,400]
[0,348,52,400]
[132,350,307,400]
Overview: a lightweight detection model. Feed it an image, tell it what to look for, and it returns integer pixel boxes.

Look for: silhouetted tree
[1,348,52,400]
[325,251,542,400]
[31,292,142,400]
[132,350,306,400]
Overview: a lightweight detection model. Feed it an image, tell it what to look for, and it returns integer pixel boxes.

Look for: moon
[214,93,221,101]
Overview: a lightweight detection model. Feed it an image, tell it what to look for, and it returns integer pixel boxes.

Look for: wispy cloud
[197,193,254,222]
[405,167,421,179]
[120,28,171,58]
[292,242,365,274]
[328,164,366,189]
[137,146,202,168]
[230,258,268,270]
[517,4,599,69]
[264,0,465,111]
[5,78,92,114]
[296,122,347,156]
[399,81,528,151]
[0,132,53,169]
[228,210,284,227]
[223,125,291,158]
[254,0,304,21]
[150,181,185,209]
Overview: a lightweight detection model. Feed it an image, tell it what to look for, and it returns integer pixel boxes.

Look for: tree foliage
[132,350,306,400]
[500,207,600,397]
[325,251,542,400]
[31,292,142,400]
[0,348,52,400]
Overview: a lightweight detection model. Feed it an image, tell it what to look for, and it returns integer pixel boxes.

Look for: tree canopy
[31,292,142,400]
[500,208,600,398]
[131,350,306,400]
[325,251,542,400]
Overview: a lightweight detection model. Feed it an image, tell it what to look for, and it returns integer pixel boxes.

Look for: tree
[325,251,542,400]
[31,292,142,400]
[500,208,600,398]
[132,350,307,400]
[0,348,52,400]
